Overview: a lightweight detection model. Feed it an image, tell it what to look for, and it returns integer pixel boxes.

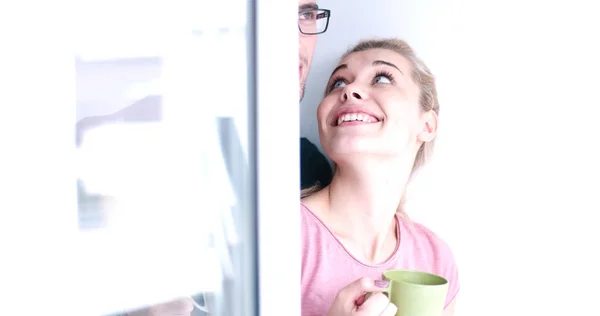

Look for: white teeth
[336,113,376,125]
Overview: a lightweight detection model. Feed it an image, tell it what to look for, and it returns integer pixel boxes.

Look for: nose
[341,84,366,102]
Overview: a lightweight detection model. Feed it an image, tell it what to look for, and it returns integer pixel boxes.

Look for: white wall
[301,0,600,315]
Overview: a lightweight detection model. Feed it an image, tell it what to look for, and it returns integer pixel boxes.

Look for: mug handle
[364,281,392,300]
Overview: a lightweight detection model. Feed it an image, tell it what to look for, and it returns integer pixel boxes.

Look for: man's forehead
[298,0,318,10]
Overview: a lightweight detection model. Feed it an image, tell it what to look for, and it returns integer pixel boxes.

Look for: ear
[417,110,438,143]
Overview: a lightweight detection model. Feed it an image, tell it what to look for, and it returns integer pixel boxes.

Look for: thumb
[338,277,390,302]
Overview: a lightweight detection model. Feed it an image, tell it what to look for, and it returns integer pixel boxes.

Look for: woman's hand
[327,277,397,316]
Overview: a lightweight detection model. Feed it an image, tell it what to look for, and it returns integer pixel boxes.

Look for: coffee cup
[367,270,448,316]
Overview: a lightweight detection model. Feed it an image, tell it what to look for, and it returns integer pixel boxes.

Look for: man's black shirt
[300,137,332,190]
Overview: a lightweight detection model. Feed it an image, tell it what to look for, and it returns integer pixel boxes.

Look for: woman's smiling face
[318,48,433,162]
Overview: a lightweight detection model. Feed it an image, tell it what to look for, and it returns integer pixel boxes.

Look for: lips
[336,112,380,126]
[332,106,382,126]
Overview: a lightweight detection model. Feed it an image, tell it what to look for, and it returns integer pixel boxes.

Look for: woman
[301,38,459,316]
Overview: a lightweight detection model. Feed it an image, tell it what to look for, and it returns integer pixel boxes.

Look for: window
[0,0,300,315]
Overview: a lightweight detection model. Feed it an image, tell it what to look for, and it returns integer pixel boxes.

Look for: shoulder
[299,137,332,189]
[400,218,460,307]
[300,137,314,147]
[300,137,322,157]
[300,202,322,234]
[300,201,331,247]
[300,203,326,268]
[300,203,313,237]
[403,220,453,256]
[402,219,456,271]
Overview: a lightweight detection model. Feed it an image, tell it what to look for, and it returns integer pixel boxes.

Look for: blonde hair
[303,38,440,214]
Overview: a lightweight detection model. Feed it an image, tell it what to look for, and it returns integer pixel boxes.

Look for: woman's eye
[332,80,346,89]
[374,75,392,84]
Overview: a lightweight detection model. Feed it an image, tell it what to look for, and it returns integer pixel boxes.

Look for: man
[82,1,331,315]
[297,1,333,190]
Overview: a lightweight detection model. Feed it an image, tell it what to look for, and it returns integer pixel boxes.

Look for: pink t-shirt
[301,203,459,316]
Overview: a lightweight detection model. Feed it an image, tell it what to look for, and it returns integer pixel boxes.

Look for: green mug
[368,270,448,316]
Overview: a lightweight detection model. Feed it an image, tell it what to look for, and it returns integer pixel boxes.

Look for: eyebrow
[373,60,403,74]
[329,60,403,78]
[299,2,319,10]
[329,64,348,77]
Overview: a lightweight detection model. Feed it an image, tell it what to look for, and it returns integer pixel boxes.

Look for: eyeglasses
[298,8,331,35]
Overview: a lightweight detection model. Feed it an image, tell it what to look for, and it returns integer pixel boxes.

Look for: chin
[325,136,386,157]
[324,133,411,164]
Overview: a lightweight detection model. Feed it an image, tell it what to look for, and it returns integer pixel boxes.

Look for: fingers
[380,302,398,316]
[338,277,389,301]
[355,293,367,307]
[359,293,397,316]
[358,292,389,313]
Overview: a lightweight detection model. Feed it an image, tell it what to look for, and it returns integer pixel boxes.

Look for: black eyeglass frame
[298,8,331,35]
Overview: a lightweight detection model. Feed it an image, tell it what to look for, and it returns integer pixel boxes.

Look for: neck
[321,156,412,261]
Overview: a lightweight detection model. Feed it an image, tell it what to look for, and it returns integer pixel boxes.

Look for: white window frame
[254,0,302,315]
